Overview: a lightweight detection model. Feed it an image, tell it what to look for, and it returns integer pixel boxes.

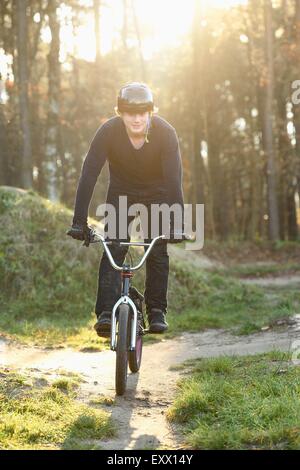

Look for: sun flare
[0,0,248,79]
[57,0,248,62]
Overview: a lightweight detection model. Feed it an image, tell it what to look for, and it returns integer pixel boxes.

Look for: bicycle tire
[115,303,130,396]
[128,314,143,373]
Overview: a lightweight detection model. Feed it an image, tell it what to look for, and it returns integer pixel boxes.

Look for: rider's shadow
[109,372,163,450]
[130,434,161,451]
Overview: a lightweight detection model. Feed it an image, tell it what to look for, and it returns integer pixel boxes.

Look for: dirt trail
[1,319,300,450]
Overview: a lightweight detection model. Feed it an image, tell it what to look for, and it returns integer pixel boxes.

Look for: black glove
[66,223,95,247]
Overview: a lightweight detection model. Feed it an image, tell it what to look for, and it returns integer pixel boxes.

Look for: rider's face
[121,111,150,138]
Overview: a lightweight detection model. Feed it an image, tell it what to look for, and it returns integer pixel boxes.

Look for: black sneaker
[147,308,168,334]
[94,311,111,337]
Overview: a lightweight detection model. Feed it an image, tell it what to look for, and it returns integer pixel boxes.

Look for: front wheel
[115,304,130,396]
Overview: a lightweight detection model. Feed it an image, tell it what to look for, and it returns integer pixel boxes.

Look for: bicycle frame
[91,233,166,351]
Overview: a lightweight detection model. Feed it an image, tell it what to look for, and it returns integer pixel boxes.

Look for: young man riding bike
[67,82,185,337]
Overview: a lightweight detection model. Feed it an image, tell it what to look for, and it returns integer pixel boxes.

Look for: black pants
[95,187,169,315]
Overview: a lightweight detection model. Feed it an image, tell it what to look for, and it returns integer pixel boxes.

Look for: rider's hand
[66,223,95,247]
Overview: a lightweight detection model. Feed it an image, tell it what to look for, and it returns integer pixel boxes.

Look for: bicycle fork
[111,268,138,352]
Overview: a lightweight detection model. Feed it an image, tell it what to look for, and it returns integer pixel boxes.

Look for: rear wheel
[128,315,143,373]
[115,304,130,396]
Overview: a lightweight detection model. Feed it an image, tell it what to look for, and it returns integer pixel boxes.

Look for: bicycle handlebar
[90,232,167,271]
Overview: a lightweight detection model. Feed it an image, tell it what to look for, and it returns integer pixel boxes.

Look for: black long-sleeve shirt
[72,115,184,225]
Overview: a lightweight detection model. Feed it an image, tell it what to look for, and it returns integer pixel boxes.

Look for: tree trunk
[192,0,205,206]
[16,0,32,188]
[122,0,129,51]
[93,0,101,64]
[243,12,263,240]
[294,0,300,210]
[131,0,147,81]
[0,104,9,185]
[191,0,212,236]
[262,0,280,240]
[44,0,64,201]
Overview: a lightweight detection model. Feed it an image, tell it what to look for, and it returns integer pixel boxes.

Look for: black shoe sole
[94,321,111,338]
[148,324,168,334]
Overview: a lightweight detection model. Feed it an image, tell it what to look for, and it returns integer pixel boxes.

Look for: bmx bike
[90,232,167,396]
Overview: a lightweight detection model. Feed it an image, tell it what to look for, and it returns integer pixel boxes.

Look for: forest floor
[1,272,300,449]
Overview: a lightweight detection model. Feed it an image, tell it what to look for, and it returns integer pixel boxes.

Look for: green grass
[165,258,300,337]
[167,352,300,449]
[212,262,300,278]
[89,395,115,406]
[0,368,115,450]
[1,187,299,348]
[51,377,82,392]
[202,238,300,263]
[0,188,112,349]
